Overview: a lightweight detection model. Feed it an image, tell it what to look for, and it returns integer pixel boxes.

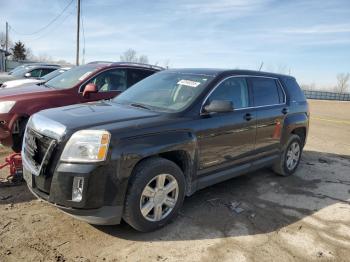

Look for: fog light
[72,177,84,202]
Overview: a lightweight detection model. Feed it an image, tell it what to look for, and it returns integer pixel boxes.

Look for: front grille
[23,127,56,174]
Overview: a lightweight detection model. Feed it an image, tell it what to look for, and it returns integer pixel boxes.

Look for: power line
[9,0,74,36]
[29,11,75,41]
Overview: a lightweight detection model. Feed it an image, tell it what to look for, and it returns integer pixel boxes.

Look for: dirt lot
[0,100,349,262]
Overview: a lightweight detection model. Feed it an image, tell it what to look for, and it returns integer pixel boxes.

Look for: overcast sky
[1,0,349,87]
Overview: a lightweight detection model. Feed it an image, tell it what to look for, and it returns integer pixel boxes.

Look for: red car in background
[0,62,163,151]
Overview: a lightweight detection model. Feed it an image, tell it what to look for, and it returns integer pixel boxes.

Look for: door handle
[282,108,289,114]
[244,113,253,121]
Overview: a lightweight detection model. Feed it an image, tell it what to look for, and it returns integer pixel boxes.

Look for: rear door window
[250,77,284,106]
[40,68,56,77]
[29,69,42,78]
[128,69,155,87]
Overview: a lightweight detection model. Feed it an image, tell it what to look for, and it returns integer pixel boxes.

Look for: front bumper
[23,157,124,225]
[27,184,122,225]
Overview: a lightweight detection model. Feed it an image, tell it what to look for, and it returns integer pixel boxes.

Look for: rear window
[282,77,306,102]
[250,77,284,106]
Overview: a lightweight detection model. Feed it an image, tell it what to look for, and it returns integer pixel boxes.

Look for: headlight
[61,130,111,162]
[0,101,16,113]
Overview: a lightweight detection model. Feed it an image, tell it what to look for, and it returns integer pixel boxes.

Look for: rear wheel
[273,134,303,176]
[123,157,185,232]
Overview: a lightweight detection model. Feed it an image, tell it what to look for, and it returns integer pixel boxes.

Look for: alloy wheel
[140,174,179,222]
[286,141,301,170]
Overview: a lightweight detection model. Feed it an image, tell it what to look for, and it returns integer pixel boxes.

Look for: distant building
[0,49,10,72]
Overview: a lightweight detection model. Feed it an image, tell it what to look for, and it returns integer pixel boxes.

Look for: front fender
[107,131,197,205]
[0,112,28,146]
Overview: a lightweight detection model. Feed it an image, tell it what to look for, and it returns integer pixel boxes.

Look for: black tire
[273,134,303,176]
[11,118,28,153]
[123,157,186,232]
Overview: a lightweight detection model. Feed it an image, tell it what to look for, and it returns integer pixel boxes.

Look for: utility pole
[5,22,9,71]
[76,0,80,66]
[5,22,9,53]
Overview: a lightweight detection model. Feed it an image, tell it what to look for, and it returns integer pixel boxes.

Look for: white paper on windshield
[177,79,201,87]
[79,72,92,81]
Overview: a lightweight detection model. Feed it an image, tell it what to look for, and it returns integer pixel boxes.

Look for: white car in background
[1,67,71,88]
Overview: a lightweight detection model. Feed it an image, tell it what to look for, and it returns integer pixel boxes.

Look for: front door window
[82,69,127,93]
[207,77,249,109]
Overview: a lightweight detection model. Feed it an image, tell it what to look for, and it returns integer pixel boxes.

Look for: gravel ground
[0,99,349,262]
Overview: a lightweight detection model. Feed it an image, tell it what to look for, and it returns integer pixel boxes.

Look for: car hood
[35,101,162,135]
[0,74,16,84]
[0,83,55,100]
[2,78,42,88]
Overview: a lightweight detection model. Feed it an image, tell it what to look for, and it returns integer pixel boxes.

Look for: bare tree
[120,48,149,64]
[26,47,35,60]
[163,59,170,69]
[120,49,137,62]
[335,73,350,93]
[154,59,171,68]
[276,64,288,74]
[34,53,53,62]
[138,55,149,64]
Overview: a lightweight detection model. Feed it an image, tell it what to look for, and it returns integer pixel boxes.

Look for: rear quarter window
[282,77,306,102]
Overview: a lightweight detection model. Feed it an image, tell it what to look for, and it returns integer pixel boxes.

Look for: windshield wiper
[129,103,151,110]
[43,83,53,88]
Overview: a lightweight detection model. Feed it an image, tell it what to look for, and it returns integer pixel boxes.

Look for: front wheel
[123,157,186,232]
[273,134,303,176]
[11,118,28,153]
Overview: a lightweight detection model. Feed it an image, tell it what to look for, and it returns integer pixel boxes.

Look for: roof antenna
[258,62,264,71]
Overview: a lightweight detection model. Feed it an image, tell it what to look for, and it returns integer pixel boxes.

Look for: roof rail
[111,62,165,70]
[87,61,114,64]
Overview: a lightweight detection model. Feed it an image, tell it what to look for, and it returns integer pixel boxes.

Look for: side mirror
[24,72,31,78]
[83,83,97,98]
[204,100,233,113]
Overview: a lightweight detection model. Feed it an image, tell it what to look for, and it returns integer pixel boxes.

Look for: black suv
[23,69,309,232]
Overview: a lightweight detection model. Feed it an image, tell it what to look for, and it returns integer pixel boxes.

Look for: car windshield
[11,67,32,77]
[8,64,29,75]
[45,65,97,89]
[40,69,67,81]
[113,71,214,112]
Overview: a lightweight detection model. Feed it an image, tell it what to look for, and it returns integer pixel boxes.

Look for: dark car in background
[0,64,61,86]
[0,62,163,151]
[22,68,309,231]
